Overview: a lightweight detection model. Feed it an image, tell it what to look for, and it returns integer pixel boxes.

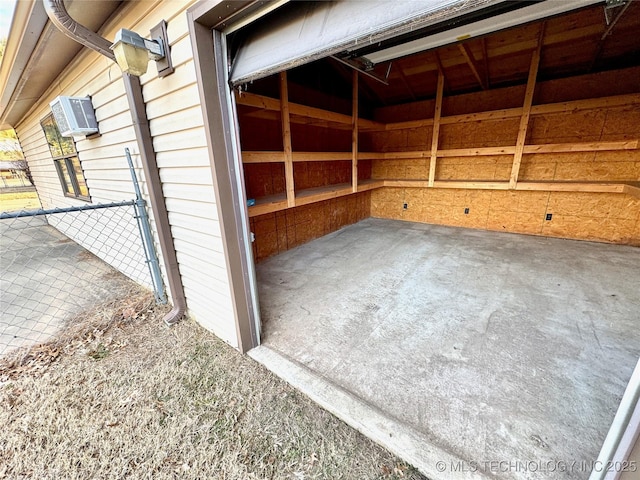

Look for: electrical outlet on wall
[403,203,408,210]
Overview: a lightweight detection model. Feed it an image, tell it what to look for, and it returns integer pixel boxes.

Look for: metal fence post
[125,148,167,304]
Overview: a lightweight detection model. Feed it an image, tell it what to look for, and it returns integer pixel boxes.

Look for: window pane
[59,135,76,156]
[42,117,63,157]
[69,157,89,197]
[56,159,74,195]
[41,114,77,157]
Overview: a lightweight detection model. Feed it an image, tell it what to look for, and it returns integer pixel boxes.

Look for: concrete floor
[251,218,640,480]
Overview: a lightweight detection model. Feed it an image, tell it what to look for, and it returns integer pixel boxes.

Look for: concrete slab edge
[249,344,492,480]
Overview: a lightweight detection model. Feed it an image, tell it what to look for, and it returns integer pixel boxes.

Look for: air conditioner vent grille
[49,96,99,137]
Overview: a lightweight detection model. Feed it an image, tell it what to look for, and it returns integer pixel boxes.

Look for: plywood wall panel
[553,161,638,181]
[365,66,639,245]
[600,106,640,140]
[528,110,607,144]
[534,66,640,104]
[438,119,520,149]
[250,192,371,262]
[371,188,639,244]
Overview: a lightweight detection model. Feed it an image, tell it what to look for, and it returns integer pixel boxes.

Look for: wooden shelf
[247,192,288,217]
[295,183,353,206]
[515,181,630,194]
[239,91,640,133]
[236,91,383,130]
[242,140,637,164]
[382,179,639,196]
[357,179,385,191]
[241,75,640,219]
[242,151,384,164]
[247,180,386,217]
[247,179,639,217]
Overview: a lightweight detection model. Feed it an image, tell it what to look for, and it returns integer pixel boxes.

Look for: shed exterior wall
[14,0,238,347]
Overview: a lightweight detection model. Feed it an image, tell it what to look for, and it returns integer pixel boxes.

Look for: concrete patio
[250,218,640,480]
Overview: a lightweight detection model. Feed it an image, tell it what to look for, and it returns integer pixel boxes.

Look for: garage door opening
[235,3,640,263]
[222,2,640,477]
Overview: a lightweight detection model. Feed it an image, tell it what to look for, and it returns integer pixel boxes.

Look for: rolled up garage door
[229,0,602,86]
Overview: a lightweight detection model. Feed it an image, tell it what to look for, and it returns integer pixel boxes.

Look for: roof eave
[0,1,123,131]
[0,1,48,130]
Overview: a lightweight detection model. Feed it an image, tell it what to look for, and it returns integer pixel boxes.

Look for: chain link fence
[0,202,164,356]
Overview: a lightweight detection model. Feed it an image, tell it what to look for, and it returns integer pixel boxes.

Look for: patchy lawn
[0,290,425,480]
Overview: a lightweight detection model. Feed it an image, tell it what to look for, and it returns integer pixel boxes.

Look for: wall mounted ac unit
[49,96,99,137]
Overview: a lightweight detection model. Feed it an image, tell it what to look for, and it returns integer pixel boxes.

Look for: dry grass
[0,191,40,212]
[0,292,425,480]
[0,191,38,201]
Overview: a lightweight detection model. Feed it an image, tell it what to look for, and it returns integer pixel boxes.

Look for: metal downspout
[43,0,186,325]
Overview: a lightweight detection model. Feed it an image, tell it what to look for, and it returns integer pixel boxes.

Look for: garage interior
[233,2,640,477]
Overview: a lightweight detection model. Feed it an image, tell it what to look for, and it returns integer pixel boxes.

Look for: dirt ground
[0,289,425,480]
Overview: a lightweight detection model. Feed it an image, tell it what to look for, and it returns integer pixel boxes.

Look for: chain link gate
[0,149,165,356]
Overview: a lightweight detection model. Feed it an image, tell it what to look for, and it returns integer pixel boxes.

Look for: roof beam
[458,42,487,90]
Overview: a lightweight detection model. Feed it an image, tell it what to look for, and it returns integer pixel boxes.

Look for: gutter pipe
[43,0,186,325]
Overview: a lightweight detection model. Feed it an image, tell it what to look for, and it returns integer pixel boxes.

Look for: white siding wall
[15,0,239,348]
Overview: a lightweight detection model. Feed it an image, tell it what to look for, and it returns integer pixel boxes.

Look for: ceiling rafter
[457,41,487,90]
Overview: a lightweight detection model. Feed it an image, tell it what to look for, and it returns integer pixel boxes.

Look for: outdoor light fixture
[110,28,165,76]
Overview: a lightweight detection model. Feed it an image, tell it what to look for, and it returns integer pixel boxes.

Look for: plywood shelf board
[295,183,354,206]
[434,180,510,190]
[248,179,638,216]
[235,91,383,130]
[358,179,385,191]
[243,139,638,165]
[247,192,288,217]
[242,151,385,163]
[516,182,629,194]
[624,184,640,199]
[238,89,640,134]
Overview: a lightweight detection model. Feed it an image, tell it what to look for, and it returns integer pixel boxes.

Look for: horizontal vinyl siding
[14,0,239,348]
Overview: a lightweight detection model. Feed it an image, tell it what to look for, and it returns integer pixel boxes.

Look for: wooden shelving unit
[239,70,640,218]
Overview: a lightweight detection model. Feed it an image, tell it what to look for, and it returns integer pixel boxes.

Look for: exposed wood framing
[429,70,445,187]
[509,25,544,189]
[238,90,640,133]
[401,24,604,79]
[352,70,359,192]
[279,72,295,207]
[458,42,487,90]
